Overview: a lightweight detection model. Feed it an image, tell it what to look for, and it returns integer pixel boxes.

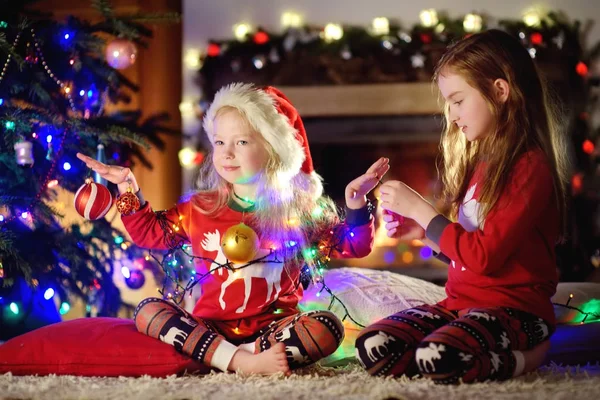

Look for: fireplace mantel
[278,82,442,117]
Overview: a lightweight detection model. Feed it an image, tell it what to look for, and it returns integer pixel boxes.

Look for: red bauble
[116,190,141,216]
[530,32,543,45]
[582,139,595,155]
[576,61,589,77]
[420,33,432,44]
[207,43,221,57]
[74,178,113,220]
[254,31,269,45]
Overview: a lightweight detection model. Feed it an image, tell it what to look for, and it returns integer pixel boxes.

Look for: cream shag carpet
[2,362,600,400]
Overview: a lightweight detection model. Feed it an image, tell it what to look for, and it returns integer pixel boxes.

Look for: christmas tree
[0,0,179,339]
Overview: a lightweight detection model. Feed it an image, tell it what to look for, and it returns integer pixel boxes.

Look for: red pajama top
[122,195,374,336]
[427,150,559,325]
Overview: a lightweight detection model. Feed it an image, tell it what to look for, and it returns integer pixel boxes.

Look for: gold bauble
[221,223,260,264]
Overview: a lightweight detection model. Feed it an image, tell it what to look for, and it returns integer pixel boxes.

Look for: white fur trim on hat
[203,83,305,179]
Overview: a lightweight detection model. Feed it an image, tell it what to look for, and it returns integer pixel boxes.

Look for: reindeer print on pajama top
[197,228,290,318]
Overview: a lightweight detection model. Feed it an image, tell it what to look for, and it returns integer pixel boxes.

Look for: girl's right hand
[76,152,139,194]
[382,210,425,240]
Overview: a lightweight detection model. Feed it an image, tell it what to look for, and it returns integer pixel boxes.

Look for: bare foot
[522,340,551,373]
[228,342,290,375]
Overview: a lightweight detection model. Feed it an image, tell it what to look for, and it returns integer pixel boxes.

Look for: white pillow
[299,267,446,329]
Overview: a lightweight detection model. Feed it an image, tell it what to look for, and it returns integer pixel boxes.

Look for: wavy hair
[192,106,339,261]
[433,29,571,240]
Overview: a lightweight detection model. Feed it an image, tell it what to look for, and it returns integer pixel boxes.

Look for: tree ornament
[254,31,270,45]
[116,187,141,216]
[45,141,54,161]
[530,32,543,46]
[25,42,39,64]
[74,178,112,220]
[221,223,260,264]
[583,139,595,155]
[207,42,221,57]
[95,144,107,185]
[0,259,4,279]
[105,38,137,70]
[419,33,432,44]
[14,140,34,167]
[576,61,589,77]
[125,268,146,289]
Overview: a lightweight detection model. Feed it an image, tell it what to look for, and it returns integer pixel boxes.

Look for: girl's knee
[355,328,415,377]
[302,310,345,345]
[134,297,171,333]
[293,311,344,360]
[415,340,462,380]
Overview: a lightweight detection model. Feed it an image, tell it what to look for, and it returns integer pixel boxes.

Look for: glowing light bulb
[323,24,343,42]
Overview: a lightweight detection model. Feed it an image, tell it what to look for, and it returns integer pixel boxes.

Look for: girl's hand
[345,157,390,209]
[378,180,425,219]
[76,152,139,194]
[382,209,440,253]
[382,210,425,240]
[379,180,439,232]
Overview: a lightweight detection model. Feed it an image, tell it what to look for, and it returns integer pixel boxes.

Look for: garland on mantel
[196,10,599,99]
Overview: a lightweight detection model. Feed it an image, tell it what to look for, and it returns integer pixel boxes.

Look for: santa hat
[203,83,323,197]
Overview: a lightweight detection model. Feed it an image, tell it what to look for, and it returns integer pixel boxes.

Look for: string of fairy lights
[146,205,371,328]
[553,294,600,324]
[117,198,599,328]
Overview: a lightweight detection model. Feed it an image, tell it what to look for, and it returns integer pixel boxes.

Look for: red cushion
[0,317,208,377]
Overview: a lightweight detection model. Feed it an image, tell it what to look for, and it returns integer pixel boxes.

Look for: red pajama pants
[134,297,344,371]
[355,304,553,383]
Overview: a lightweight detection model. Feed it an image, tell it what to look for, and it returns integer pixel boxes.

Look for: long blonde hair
[433,29,571,240]
[192,106,339,261]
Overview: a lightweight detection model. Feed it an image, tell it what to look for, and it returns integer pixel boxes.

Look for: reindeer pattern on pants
[355,304,554,383]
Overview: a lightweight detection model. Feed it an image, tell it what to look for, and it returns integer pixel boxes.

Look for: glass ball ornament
[221,223,260,264]
[125,268,146,290]
[74,178,113,220]
[105,38,137,70]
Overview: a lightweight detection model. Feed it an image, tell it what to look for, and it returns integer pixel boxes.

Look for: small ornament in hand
[116,185,141,216]
[221,223,260,264]
[74,178,113,220]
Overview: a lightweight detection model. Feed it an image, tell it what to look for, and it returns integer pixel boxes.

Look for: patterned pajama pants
[134,297,344,372]
[355,304,553,383]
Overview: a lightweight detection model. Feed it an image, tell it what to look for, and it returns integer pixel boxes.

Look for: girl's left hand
[345,157,390,209]
[379,180,428,221]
